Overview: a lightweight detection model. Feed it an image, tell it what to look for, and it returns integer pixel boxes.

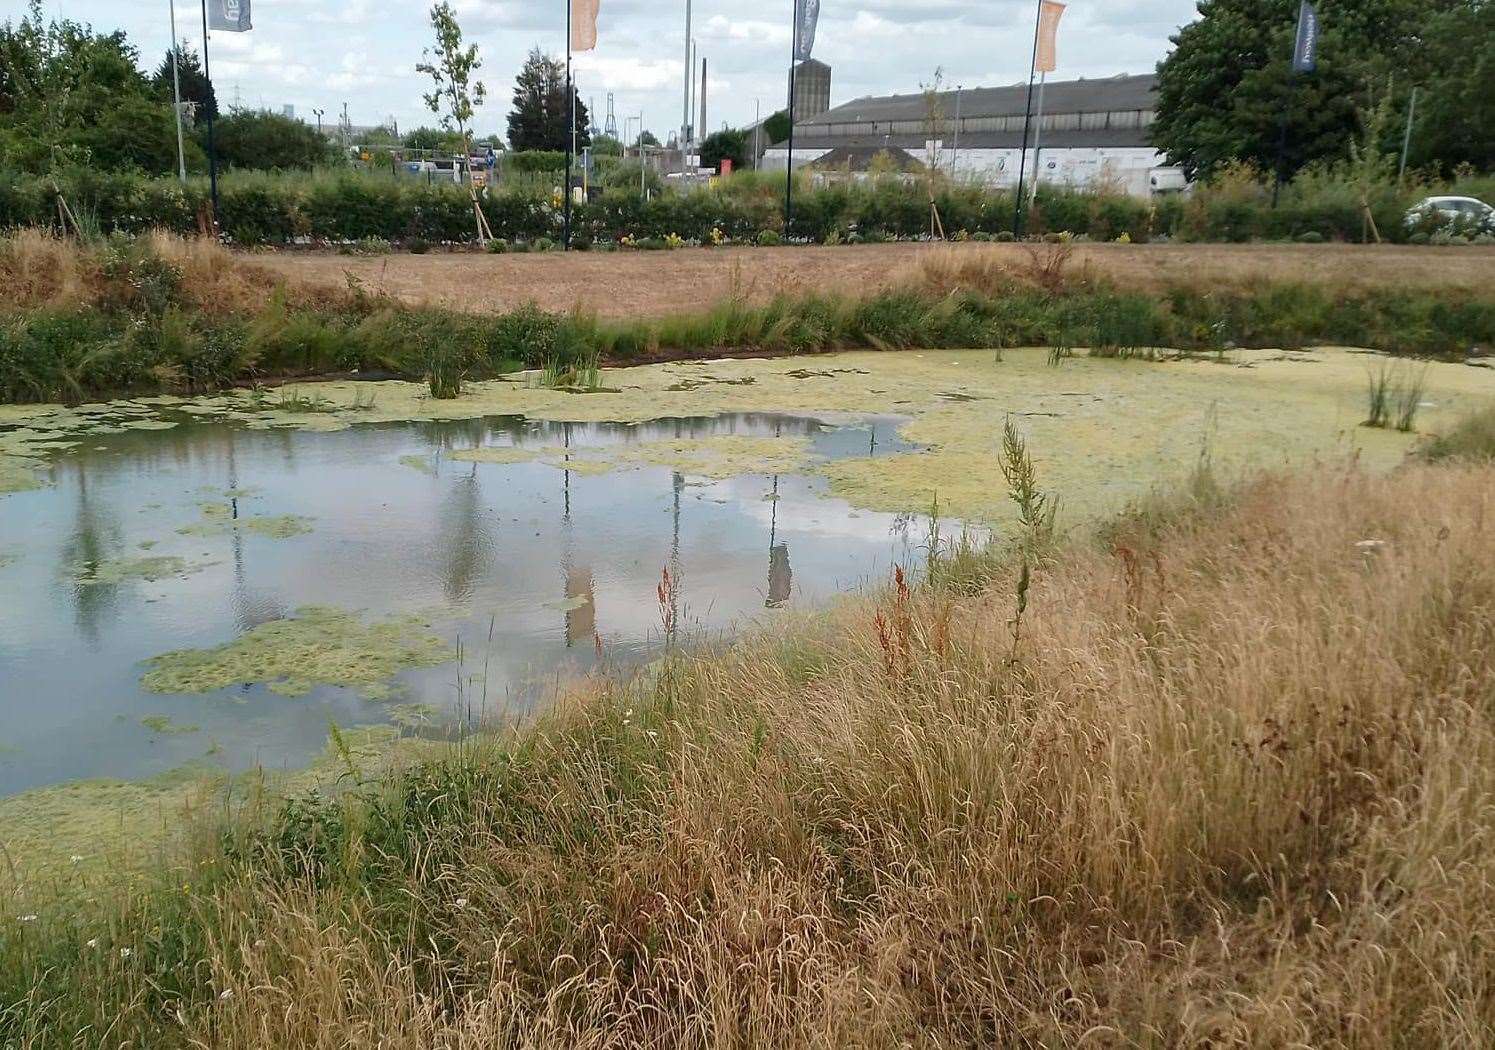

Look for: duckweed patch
[451,435,815,481]
[72,555,210,585]
[398,454,438,476]
[139,715,200,735]
[175,502,314,539]
[139,606,455,700]
[7,348,1495,521]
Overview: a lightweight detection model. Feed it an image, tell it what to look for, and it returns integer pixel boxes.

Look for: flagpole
[1028,71,1046,208]
[1270,68,1295,208]
[1012,0,1043,239]
[168,0,188,183]
[784,0,797,235]
[199,0,220,233]
[564,0,573,251]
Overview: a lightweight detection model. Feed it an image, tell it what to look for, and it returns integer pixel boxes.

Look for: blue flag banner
[207,0,252,33]
[1292,0,1320,72]
[794,0,820,62]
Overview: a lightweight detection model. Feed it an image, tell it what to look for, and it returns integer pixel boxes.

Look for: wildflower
[218,988,234,1002]
[454,898,468,910]
[86,938,99,949]
[17,914,36,923]
[119,947,133,958]
[70,855,84,864]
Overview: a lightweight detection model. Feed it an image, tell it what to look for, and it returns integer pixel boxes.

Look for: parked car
[1403,195,1495,234]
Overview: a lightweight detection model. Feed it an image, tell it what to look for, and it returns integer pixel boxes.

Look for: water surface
[0,410,926,796]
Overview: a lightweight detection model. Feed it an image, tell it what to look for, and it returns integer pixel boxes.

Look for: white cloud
[42,0,1200,141]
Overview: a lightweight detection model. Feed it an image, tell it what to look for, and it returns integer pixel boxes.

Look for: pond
[0,410,929,797]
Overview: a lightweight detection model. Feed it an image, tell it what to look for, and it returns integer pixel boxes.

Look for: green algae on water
[176,501,314,539]
[399,453,439,476]
[140,714,200,734]
[451,435,816,481]
[140,605,455,699]
[73,555,211,585]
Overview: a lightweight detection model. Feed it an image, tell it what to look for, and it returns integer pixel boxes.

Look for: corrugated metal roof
[801,73,1157,127]
[782,128,1155,152]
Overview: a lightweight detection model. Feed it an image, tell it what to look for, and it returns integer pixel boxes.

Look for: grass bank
[2,231,1493,405]
[3,415,1494,1045]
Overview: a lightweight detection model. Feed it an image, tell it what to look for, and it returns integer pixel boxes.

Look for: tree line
[1153,0,1491,180]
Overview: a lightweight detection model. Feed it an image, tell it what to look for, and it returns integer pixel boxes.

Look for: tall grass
[3,456,1493,1046]
[2,233,1492,405]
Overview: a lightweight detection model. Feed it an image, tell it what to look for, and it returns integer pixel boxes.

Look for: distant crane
[604,93,619,139]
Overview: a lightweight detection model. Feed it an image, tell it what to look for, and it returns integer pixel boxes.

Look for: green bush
[756,229,782,246]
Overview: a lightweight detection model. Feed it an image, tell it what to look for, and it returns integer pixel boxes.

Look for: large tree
[151,46,216,122]
[506,48,590,153]
[700,128,748,172]
[1406,1,1495,173]
[211,110,330,170]
[1152,0,1469,180]
[0,1,175,172]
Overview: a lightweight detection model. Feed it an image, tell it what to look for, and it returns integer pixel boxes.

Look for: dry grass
[247,241,1495,318]
[11,456,1493,1047]
[904,241,1104,297]
[0,230,340,315]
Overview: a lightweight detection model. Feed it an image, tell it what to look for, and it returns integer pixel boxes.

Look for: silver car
[1404,195,1495,234]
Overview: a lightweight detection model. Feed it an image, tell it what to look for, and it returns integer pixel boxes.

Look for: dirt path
[246,242,1495,319]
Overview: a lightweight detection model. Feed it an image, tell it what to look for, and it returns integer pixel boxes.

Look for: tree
[1406,1,1495,173]
[1152,0,1468,181]
[590,133,623,156]
[211,110,330,170]
[762,109,791,146]
[506,48,590,153]
[700,128,747,171]
[0,1,180,173]
[635,129,661,148]
[403,126,460,152]
[152,46,216,121]
[416,2,485,153]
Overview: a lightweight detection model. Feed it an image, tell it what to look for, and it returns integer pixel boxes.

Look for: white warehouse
[762,72,1183,198]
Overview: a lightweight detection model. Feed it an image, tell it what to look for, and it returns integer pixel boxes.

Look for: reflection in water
[62,467,124,645]
[0,410,926,796]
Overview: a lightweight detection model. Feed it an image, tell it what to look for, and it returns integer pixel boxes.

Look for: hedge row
[3,168,1490,249]
[0,169,1164,246]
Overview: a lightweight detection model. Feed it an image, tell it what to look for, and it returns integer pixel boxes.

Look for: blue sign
[1292,0,1320,73]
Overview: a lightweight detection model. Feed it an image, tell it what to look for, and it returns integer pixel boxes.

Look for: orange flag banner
[1035,0,1066,74]
[571,0,599,51]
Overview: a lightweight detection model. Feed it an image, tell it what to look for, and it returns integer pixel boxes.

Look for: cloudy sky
[38,0,1200,140]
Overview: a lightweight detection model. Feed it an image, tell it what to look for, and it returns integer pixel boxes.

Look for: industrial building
[762,72,1183,197]
[790,59,832,122]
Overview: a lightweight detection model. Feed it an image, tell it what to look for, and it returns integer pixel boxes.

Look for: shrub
[486,238,509,254]
[1296,231,1326,244]
[406,238,430,254]
[532,237,556,252]
[756,229,782,246]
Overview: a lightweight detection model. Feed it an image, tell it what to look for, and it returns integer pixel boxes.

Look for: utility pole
[1398,86,1418,184]
[753,98,761,168]
[951,84,962,173]
[699,57,707,156]
[682,0,692,153]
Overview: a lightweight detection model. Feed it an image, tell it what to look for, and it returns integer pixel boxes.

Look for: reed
[4,456,1493,1047]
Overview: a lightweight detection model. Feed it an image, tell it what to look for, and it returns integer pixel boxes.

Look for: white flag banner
[571,0,599,51]
[207,0,252,32]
